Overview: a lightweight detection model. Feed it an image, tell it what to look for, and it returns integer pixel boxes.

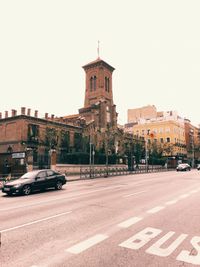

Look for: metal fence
[80,165,175,179]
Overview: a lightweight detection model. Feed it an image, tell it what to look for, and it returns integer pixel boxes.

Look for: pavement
[1,170,200,266]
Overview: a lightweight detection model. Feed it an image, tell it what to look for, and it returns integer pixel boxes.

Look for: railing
[80,165,175,179]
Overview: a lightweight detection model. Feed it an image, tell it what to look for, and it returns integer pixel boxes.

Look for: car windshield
[20,171,38,179]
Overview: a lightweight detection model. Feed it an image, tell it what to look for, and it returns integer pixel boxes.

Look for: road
[1,170,200,267]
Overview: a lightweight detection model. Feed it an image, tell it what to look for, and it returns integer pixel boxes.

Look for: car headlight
[13,184,22,188]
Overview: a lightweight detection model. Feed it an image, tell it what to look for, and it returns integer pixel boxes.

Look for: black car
[2,169,67,196]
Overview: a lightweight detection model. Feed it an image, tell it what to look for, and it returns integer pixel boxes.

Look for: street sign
[12,152,25,159]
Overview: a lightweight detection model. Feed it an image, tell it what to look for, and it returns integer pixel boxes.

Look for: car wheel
[22,185,31,195]
[55,180,63,190]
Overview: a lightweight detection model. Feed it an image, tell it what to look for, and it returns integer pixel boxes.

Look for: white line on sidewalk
[66,234,108,254]
[0,211,72,233]
[123,190,147,198]
[147,206,165,214]
[118,217,143,228]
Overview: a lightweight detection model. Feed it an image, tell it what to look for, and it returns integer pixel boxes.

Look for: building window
[90,76,97,91]
[166,137,170,143]
[160,138,164,143]
[94,76,96,90]
[90,77,93,91]
[105,77,110,92]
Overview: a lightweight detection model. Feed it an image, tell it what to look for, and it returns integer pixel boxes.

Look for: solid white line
[123,190,147,198]
[66,234,108,254]
[118,217,143,228]
[189,189,199,194]
[179,194,190,199]
[0,211,72,233]
[147,206,165,214]
[165,199,179,205]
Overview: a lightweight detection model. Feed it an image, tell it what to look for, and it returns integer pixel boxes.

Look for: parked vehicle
[176,163,191,171]
[2,169,67,196]
[197,164,200,170]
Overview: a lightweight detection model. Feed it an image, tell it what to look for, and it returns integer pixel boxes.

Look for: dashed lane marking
[66,234,108,254]
[147,206,165,214]
[118,217,143,228]
[123,190,147,198]
[165,199,179,205]
[0,211,72,233]
[179,193,190,199]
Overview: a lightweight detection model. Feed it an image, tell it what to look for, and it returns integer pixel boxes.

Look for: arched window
[90,77,93,91]
[107,78,110,92]
[94,76,96,91]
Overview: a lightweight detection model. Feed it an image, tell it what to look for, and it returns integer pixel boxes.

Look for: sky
[0,0,200,127]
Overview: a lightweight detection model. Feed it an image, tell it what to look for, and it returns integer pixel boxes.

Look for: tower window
[90,77,93,91]
[105,77,110,92]
[94,76,96,90]
[90,76,97,91]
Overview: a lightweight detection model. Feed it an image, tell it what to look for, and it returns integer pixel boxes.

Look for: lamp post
[145,138,148,172]
[89,141,92,178]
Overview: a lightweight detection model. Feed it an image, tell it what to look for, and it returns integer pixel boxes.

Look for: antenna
[97,40,100,59]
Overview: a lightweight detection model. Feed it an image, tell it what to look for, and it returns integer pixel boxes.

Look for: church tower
[79,57,117,130]
[82,58,115,107]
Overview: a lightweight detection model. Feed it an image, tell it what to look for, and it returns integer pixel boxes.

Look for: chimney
[27,108,31,116]
[45,113,48,119]
[51,114,54,120]
[11,109,17,116]
[21,107,26,115]
[5,111,8,118]
[34,110,38,118]
[0,112,2,119]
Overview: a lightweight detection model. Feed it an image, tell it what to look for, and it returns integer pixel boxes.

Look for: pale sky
[0,0,200,126]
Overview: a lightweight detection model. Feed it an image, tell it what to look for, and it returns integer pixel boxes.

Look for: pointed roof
[82,57,115,72]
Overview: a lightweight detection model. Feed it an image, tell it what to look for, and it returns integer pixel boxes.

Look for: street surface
[1,170,200,267]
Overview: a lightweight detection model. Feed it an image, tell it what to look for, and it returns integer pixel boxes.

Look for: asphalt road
[1,170,200,267]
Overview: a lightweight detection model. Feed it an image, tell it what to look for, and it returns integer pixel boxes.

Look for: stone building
[0,57,126,173]
[0,107,83,172]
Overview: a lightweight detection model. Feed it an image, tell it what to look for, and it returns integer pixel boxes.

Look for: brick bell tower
[79,57,118,130]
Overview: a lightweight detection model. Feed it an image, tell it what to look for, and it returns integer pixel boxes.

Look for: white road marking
[179,194,190,199]
[66,234,108,254]
[165,199,179,205]
[0,211,72,233]
[0,185,122,212]
[119,227,162,250]
[146,231,188,257]
[147,206,165,214]
[189,189,199,194]
[123,190,147,198]
[118,217,143,228]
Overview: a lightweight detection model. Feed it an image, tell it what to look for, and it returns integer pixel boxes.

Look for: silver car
[176,163,191,171]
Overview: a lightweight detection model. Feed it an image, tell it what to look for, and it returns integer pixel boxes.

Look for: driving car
[176,163,191,171]
[197,164,200,170]
[2,169,67,196]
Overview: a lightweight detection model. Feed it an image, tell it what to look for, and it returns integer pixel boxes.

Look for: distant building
[125,105,200,162]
